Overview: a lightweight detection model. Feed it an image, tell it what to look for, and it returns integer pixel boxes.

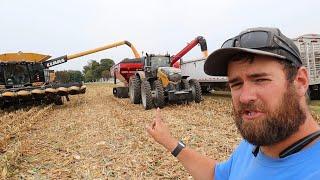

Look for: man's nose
[239,83,257,104]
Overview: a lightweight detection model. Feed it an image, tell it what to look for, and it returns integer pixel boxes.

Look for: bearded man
[146,27,320,179]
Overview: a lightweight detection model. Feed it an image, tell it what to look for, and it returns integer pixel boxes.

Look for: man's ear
[294,67,309,97]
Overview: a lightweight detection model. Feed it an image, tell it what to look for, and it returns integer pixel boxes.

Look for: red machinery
[111,58,143,86]
[171,36,208,68]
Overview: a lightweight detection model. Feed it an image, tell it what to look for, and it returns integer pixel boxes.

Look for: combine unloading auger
[0,40,139,109]
[43,41,140,68]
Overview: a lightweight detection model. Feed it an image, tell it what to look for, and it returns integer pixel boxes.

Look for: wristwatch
[171,141,186,157]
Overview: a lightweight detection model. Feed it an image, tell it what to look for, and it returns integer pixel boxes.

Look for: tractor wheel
[189,79,202,103]
[141,80,154,110]
[153,80,165,108]
[181,79,190,90]
[129,75,141,104]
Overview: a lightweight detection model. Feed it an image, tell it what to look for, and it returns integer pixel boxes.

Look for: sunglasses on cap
[221,30,301,62]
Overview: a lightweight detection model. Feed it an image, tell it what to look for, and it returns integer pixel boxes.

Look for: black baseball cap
[204,27,302,76]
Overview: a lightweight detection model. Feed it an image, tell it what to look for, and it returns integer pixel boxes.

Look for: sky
[1,0,319,71]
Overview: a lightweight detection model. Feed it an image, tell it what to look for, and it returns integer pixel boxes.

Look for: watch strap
[171,141,185,157]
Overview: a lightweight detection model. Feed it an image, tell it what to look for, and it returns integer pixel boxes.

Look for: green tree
[84,69,94,82]
[69,70,84,82]
[100,58,115,70]
[55,70,84,83]
[82,58,115,82]
[101,69,111,81]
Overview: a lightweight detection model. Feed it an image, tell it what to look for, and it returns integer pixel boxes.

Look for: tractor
[128,53,202,110]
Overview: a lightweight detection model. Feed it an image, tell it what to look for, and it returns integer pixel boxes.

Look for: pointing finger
[155,107,162,121]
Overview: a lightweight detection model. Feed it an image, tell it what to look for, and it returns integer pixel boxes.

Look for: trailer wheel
[189,79,202,103]
[153,80,165,108]
[113,87,129,98]
[141,80,154,110]
[201,86,212,94]
[181,79,190,90]
[129,75,141,104]
[309,85,320,100]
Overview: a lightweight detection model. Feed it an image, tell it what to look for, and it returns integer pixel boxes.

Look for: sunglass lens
[221,39,234,48]
[240,32,268,48]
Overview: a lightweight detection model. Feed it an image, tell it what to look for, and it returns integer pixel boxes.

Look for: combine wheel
[189,79,202,103]
[129,75,141,104]
[80,85,86,94]
[153,80,165,108]
[0,95,3,109]
[54,95,63,105]
[141,80,154,110]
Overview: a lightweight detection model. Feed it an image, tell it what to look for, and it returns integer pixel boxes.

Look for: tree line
[55,58,115,83]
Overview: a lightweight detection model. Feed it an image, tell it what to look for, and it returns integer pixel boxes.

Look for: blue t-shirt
[215,140,320,180]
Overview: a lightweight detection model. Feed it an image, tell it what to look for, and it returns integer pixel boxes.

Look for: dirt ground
[0,83,319,179]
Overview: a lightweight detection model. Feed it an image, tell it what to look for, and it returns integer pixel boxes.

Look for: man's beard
[233,84,306,146]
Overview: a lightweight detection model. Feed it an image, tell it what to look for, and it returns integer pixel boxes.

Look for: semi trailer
[180,58,228,93]
[293,34,320,100]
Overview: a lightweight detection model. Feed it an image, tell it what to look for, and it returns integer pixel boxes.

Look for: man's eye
[255,79,269,82]
[230,82,242,88]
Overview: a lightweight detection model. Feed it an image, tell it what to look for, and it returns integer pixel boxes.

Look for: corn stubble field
[1,83,319,179]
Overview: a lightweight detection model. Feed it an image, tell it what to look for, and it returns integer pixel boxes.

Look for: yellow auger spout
[43,40,140,68]
[67,41,140,60]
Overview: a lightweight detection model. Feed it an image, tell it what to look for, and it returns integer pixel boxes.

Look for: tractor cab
[144,54,182,81]
[144,54,171,79]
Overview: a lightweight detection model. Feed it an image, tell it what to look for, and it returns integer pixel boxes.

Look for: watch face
[179,141,186,148]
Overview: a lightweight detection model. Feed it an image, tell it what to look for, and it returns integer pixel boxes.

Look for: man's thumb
[146,124,154,135]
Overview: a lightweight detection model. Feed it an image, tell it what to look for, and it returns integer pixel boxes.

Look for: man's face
[228,56,306,146]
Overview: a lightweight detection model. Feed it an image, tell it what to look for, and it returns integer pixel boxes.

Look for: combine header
[0,40,139,109]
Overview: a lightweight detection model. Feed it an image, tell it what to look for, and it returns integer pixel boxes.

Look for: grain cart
[0,40,139,109]
[111,36,208,110]
[293,34,320,99]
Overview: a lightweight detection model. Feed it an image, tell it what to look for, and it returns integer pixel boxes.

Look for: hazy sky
[1,0,319,71]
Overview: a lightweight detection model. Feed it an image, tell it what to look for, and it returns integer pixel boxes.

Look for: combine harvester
[111,36,208,109]
[0,41,139,109]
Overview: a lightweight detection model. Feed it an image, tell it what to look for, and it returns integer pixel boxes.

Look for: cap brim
[204,47,286,76]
